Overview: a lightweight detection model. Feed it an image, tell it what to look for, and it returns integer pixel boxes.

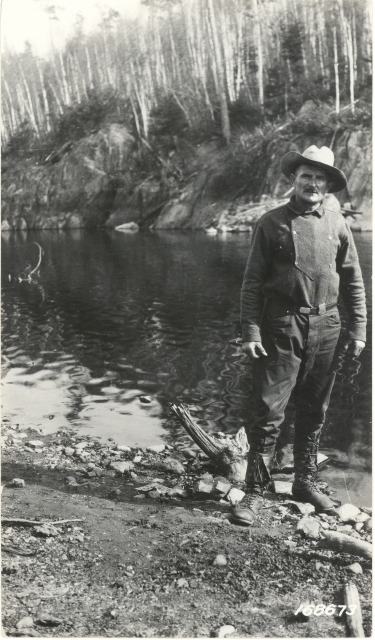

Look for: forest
[1,0,372,155]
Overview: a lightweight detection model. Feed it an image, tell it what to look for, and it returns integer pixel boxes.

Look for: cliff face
[1,124,135,231]
[1,121,371,232]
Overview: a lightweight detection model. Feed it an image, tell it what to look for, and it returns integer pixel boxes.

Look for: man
[240,145,366,511]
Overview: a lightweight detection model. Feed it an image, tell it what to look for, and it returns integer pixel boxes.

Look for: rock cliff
[1,118,371,232]
[2,124,135,231]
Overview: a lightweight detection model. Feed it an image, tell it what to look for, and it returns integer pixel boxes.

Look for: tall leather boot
[292,448,336,512]
[246,452,275,489]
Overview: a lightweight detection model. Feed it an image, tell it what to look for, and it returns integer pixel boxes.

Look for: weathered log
[169,403,249,483]
[318,530,372,560]
[1,518,84,527]
[343,583,365,637]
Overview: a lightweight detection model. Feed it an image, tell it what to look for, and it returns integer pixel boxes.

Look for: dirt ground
[1,424,372,638]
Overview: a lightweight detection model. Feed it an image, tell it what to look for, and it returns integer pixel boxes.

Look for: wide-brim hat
[281,145,347,193]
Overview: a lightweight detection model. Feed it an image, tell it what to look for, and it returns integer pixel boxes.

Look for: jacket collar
[287,195,324,217]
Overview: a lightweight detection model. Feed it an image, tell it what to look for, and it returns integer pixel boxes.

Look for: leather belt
[295,303,337,316]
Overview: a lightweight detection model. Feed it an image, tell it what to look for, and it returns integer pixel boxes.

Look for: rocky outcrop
[2,124,135,230]
[1,113,371,231]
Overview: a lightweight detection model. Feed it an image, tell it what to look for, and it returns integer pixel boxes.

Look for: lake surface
[2,229,372,506]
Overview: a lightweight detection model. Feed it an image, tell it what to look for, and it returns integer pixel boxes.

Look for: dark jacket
[240,196,367,343]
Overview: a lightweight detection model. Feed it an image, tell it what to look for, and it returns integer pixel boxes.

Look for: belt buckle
[299,306,311,314]
[318,303,326,316]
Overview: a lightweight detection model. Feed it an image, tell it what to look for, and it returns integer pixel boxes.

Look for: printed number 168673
[294,604,357,617]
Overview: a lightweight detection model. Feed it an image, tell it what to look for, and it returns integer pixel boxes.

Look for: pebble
[363,517,372,532]
[133,455,142,463]
[354,522,364,531]
[182,448,196,459]
[283,540,298,549]
[177,578,189,588]
[109,461,134,475]
[161,458,185,475]
[12,629,41,637]
[147,444,165,454]
[361,507,372,516]
[336,503,361,522]
[351,512,370,524]
[272,481,293,496]
[26,440,44,449]
[64,447,75,457]
[140,395,153,404]
[117,445,132,452]
[8,478,25,488]
[168,486,188,498]
[213,554,227,566]
[16,617,34,630]
[194,479,214,495]
[296,516,321,539]
[36,615,63,627]
[345,562,363,575]
[287,501,315,515]
[214,624,236,638]
[74,442,87,451]
[34,524,59,537]
[337,524,353,533]
[226,487,245,505]
[214,479,232,497]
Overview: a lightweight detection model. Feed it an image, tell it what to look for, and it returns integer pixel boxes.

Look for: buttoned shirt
[240,196,367,343]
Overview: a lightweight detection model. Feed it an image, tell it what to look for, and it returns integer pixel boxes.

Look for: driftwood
[169,403,249,482]
[343,583,365,637]
[1,518,84,527]
[318,530,372,561]
[2,544,36,556]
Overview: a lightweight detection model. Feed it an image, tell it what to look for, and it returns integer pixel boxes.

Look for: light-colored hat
[281,145,347,193]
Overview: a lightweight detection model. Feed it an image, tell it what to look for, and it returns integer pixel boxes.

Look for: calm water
[1,229,372,506]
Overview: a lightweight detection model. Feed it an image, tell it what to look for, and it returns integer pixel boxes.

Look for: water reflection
[1,229,371,505]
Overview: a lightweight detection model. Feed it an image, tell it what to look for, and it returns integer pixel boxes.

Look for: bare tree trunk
[253,0,264,114]
[207,0,230,143]
[59,51,71,105]
[352,10,357,82]
[3,79,18,133]
[21,71,39,134]
[36,58,51,132]
[333,26,340,114]
[345,17,355,113]
[48,81,64,116]
[84,44,95,91]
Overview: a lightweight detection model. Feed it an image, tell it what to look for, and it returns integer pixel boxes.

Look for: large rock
[2,125,135,229]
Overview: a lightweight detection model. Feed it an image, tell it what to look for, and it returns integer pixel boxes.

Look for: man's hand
[342,339,366,357]
[242,341,268,359]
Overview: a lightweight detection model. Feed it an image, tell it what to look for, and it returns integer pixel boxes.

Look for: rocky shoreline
[2,418,372,638]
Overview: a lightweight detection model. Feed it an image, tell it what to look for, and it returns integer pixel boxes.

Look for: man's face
[291,163,331,208]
